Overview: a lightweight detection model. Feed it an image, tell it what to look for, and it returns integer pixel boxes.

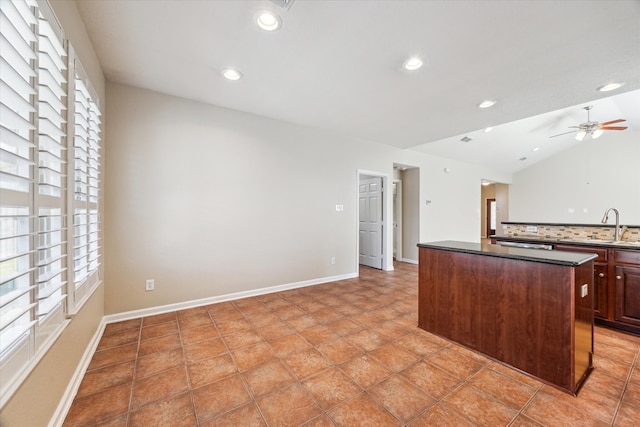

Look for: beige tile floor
[63,262,640,426]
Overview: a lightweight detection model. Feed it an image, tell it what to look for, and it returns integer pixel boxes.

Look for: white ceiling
[75,0,640,173]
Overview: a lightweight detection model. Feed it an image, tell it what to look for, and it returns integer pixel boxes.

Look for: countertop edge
[418,241,597,267]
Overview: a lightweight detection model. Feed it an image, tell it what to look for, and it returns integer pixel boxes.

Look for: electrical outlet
[331,257,336,265]
[581,284,588,298]
[145,279,154,291]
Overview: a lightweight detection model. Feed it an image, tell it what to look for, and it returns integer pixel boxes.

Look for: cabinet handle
[616,275,622,280]
[598,273,605,278]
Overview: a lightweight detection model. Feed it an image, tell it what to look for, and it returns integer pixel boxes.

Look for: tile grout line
[609,344,640,426]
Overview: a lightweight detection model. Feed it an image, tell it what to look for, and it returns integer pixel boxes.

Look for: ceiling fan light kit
[551,105,627,141]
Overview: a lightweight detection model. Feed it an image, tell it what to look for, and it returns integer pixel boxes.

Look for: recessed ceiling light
[222,68,242,81]
[519,157,527,161]
[596,82,625,92]
[256,10,281,31]
[532,147,540,152]
[402,57,423,71]
[483,127,494,133]
[478,100,496,109]
[460,136,472,143]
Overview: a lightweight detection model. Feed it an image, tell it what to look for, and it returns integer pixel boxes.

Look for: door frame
[486,198,496,237]
[357,170,393,272]
[393,179,403,262]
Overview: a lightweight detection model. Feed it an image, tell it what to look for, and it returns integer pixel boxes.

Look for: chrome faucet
[601,208,627,241]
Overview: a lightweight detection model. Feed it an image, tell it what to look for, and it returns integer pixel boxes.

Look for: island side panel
[418,247,580,393]
[574,261,595,391]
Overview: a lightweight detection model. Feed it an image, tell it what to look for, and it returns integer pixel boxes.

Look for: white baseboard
[49,319,106,427]
[104,272,358,324]
[399,258,418,265]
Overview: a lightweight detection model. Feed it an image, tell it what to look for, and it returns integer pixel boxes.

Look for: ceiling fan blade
[549,130,576,138]
[600,119,626,126]
[600,126,628,131]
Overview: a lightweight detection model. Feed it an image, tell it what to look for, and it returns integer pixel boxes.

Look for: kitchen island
[418,240,597,395]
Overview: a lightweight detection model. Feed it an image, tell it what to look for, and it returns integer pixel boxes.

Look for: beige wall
[509,130,640,224]
[495,183,510,234]
[104,82,509,315]
[401,168,420,261]
[0,1,106,425]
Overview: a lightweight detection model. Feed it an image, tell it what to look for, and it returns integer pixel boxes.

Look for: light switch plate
[581,284,588,298]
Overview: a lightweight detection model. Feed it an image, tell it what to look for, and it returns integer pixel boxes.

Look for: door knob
[598,273,605,278]
[616,275,622,280]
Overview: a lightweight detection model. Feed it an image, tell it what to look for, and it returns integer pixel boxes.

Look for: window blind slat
[0,103,36,134]
[0,126,35,156]
[0,1,36,44]
[0,81,36,116]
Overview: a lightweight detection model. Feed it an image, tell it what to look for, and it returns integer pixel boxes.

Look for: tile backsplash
[500,223,640,243]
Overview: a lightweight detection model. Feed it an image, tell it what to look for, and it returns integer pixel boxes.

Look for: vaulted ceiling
[76,0,640,173]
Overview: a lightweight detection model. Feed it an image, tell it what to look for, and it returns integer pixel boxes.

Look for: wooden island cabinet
[418,241,596,395]
[497,238,640,336]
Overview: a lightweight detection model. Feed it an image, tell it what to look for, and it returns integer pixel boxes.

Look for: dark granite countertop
[490,235,640,250]
[418,240,598,266]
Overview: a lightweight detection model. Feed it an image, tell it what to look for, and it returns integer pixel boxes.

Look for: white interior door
[359,177,383,269]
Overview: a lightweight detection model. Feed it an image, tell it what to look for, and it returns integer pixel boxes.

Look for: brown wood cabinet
[613,250,640,329]
[418,243,594,395]
[555,245,609,320]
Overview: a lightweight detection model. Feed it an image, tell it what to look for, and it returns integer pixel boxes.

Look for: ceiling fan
[550,106,627,141]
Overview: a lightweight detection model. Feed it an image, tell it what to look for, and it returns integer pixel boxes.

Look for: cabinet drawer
[614,250,640,266]
[555,244,607,262]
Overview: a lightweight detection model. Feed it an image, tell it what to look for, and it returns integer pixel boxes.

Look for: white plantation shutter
[68,57,101,312]
[0,0,38,364]
[37,10,67,326]
[0,0,102,407]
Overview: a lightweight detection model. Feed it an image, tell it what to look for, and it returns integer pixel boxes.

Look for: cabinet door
[594,263,608,319]
[614,265,640,327]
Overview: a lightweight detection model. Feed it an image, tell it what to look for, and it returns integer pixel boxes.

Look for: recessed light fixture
[596,81,625,92]
[532,147,540,152]
[519,157,527,161]
[222,68,243,81]
[483,126,494,133]
[402,57,423,71]
[478,100,496,109]
[460,136,472,143]
[256,10,281,31]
